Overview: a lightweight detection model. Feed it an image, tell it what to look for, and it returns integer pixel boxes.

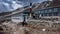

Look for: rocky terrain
[0,17,60,34]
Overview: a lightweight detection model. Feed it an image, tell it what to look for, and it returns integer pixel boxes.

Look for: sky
[7,0,52,7]
[10,0,52,7]
[0,0,52,13]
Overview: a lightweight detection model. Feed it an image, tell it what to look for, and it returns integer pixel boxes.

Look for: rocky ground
[0,18,60,34]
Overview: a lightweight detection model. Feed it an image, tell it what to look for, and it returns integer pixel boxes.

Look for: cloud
[12,1,16,4]
[3,2,9,6]
[11,1,23,10]
[0,0,49,13]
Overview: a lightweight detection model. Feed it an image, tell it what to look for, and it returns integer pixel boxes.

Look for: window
[57,7,60,12]
[39,11,41,13]
[35,12,38,14]
[54,12,58,16]
[54,8,57,12]
[45,9,48,13]
[40,10,43,13]
[58,12,60,16]
[49,9,52,12]
[42,10,45,13]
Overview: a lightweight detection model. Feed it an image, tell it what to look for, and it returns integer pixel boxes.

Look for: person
[22,15,28,26]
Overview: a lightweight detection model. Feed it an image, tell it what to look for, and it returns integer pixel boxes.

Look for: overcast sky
[0,0,52,13]
[18,0,46,3]
[17,0,52,6]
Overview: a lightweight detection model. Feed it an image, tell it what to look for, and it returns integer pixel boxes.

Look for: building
[33,6,60,17]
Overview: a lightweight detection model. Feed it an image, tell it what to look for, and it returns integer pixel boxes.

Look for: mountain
[49,0,60,7]
[0,0,24,13]
[0,0,52,13]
